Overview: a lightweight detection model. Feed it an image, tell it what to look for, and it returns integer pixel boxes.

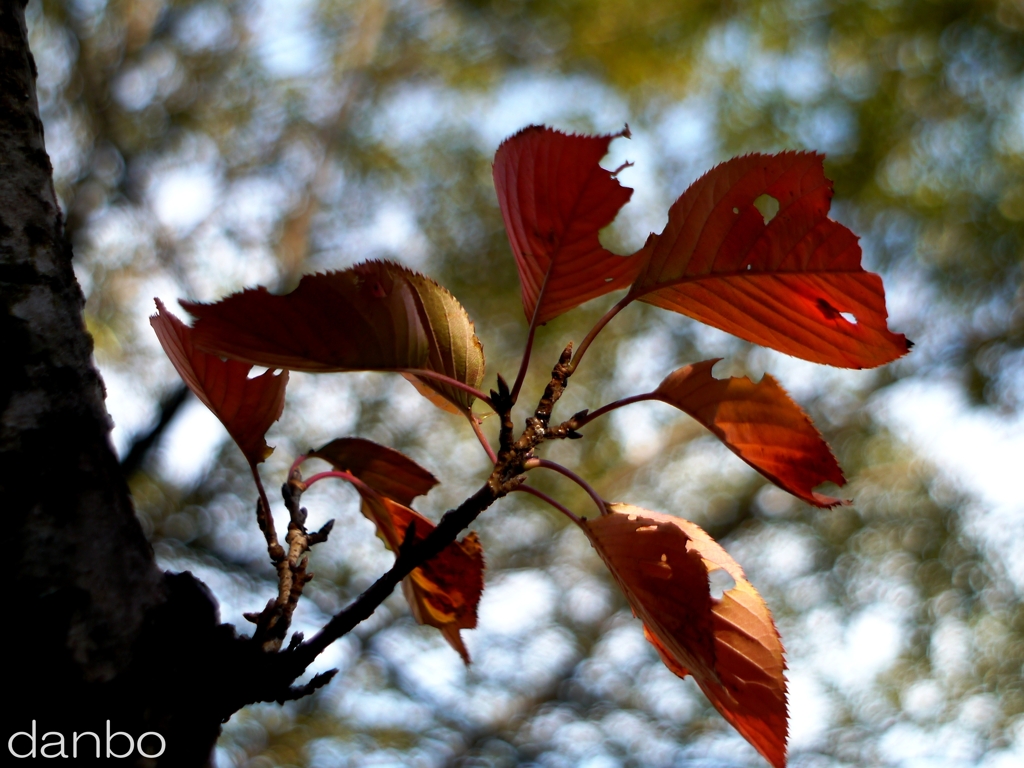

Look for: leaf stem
[289,454,308,477]
[512,485,580,524]
[398,369,495,409]
[300,469,373,495]
[511,265,555,404]
[467,412,497,464]
[524,458,608,517]
[576,392,659,426]
[509,324,536,404]
[569,295,633,374]
[249,461,283,558]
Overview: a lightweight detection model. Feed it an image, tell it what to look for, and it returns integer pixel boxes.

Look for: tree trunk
[1,3,225,764]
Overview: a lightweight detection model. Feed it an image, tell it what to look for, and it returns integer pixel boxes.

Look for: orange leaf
[309,437,438,507]
[357,489,484,664]
[652,359,846,508]
[582,504,788,768]
[150,299,288,466]
[493,125,643,325]
[629,152,909,369]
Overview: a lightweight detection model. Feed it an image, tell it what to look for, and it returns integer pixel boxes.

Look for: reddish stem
[467,412,497,464]
[248,461,282,557]
[302,469,373,496]
[398,369,495,410]
[511,265,555,404]
[576,392,660,426]
[513,485,581,524]
[569,295,633,374]
[524,458,608,517]
[289,454,308,477]
[509,324,536,405]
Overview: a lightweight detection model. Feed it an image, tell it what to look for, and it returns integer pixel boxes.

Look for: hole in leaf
[816,298,840,320]
[708,568,736,600]
[840,312,858,324]
[605,277,614,283]
[732,207,740,214]
[636,524,657,532]
[753,194,780,224]
[246,365,272,379]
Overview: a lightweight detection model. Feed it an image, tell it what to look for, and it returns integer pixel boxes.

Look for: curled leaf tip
[150,299,288,467]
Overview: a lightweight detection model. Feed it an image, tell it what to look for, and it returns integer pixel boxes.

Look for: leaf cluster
[152,125,909,767]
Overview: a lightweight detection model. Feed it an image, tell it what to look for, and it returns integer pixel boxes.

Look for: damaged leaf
[581,504,788,768]
[652,359,847,507]
[629,152,909,369]
[357,488,484,664]
[493,125,643,326]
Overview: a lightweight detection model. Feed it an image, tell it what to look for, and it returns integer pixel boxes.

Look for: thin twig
[509,323,537,404]
[524,458,608,517]
[513,485,581,524]
[120,384,190,477]
[398,369,495,409]
[510,262,555,404]
[569,295,632,374]
[291,480,509,668]
[250,468,335,652]
[301,468,366,491]
[289,453,308,477]
[468,412,497,464]
[249,462,283,561]
[574,393,659,426]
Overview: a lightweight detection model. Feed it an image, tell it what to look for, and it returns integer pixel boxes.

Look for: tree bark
[1,3,223,764]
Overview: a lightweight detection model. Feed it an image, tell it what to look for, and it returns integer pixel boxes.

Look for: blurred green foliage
[28,0,1023,766]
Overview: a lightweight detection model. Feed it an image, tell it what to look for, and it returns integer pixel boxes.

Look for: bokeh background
[27,0,1024,766]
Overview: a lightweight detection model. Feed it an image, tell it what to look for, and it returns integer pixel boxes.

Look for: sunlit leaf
[309,437,438,506]
[629,152,910,369]
[652,359,846,507]
[493,125,643,325]
[402,270,486,413]
[357,489,484,664]
[582,504,787,768]
[181,261,484,411]
[150,299,288,466]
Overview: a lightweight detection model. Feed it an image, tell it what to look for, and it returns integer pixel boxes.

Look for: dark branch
[119,383,189,477]
[289,480,506,670]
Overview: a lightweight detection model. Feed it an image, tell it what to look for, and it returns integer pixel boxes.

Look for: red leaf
[180,261,485,412]
[150,299,287,466]
[357,489,484,664]
[309,437,438,506]
[493,125,643,325]
[582,504,788,768]
[629,152,909,369]
[182,261,429,371]
[652,359,847,507]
